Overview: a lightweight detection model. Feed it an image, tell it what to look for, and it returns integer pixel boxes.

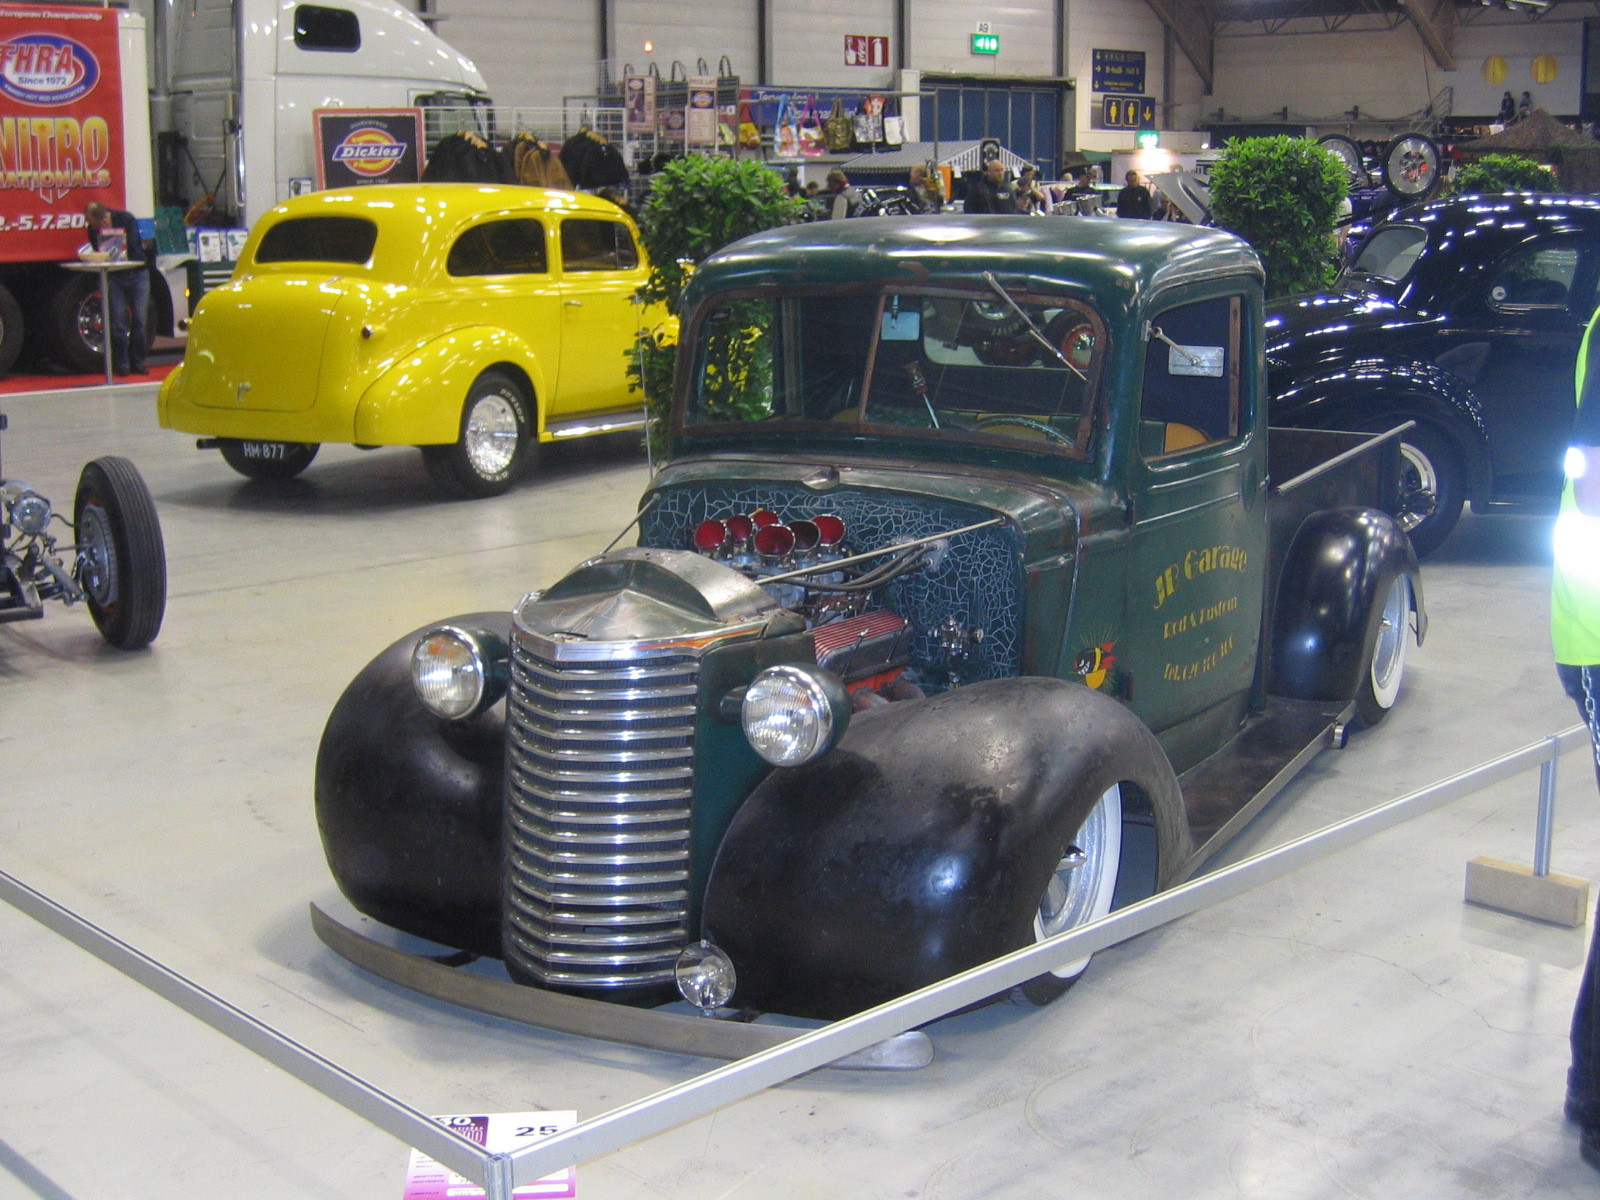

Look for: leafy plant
[627,155,804,455]
[1451,153,1556,196]
[1208,136,1348,299]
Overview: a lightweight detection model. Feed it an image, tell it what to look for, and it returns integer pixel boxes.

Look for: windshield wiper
[981,271,1089,382]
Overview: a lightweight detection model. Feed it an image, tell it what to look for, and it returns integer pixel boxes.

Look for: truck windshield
[682,288,1103,458]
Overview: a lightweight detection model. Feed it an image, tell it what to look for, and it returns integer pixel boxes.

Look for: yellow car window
[256,215,377,264]
[447,218,548,276]
[560,219,638,272]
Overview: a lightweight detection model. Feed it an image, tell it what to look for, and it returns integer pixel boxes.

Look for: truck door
[1124,292,1268,772]
[552,217,649,417]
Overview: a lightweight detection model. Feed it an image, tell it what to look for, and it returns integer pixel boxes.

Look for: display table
[61,259,144,385]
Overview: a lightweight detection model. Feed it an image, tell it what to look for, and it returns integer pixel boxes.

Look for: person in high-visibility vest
[1556,315,1600,1169]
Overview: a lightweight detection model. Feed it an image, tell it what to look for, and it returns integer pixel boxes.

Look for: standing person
[820,168,862,220]
[1115,170,1154,220]
[1559,314,1600,1171]
[963,157,1009,214]
[82,201,147,376]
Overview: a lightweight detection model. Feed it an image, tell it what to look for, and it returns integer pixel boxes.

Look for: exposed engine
[686,506,988,709]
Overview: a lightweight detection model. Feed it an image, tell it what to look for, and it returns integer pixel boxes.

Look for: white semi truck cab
[0,0,487,376]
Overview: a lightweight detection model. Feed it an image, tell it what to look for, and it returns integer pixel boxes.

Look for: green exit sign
[971,32,999,54]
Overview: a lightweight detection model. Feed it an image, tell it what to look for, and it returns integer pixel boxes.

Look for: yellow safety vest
[1552,315,1600,665]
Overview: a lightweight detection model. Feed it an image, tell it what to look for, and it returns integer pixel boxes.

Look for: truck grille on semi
[503,633,700,991]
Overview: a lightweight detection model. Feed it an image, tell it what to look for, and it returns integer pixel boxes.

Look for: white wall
[431,0,597,109]
[615,0,759,87]
[909,0,1055,79]
[1067,0,1205,152]
[1210,17,1584,126]
[771,0,895,88]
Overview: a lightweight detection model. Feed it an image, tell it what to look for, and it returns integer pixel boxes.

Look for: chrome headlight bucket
[410,625,509,720]
[10,490,50,536]
[740,663,850,767]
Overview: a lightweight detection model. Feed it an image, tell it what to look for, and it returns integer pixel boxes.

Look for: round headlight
[675,940,736,1011]
[410,626,507,720]
[741,664,849,767]
[11,491,50,536]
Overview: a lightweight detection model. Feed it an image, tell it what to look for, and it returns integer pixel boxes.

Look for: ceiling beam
[1397,0,1456,70]
[1142,0,1214,91]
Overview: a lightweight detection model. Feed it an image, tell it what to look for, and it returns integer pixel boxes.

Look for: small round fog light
[11,491,51,536]
[675,940,736,1011]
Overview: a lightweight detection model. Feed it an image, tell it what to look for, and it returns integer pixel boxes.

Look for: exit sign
[972,32,999,54]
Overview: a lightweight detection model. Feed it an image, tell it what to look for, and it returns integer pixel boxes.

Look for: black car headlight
[410,625,509,720]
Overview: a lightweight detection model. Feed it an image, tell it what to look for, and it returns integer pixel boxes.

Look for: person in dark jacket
[82,201,147,376]
[1115,171,1154,220]
[963,158,1009,214]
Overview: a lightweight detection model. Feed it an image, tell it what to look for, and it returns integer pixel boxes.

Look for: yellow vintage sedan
[159,185,663,497]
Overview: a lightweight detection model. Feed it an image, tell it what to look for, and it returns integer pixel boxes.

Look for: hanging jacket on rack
[502,132,573,190]
[422,131,511,183]
[560,129,630,189]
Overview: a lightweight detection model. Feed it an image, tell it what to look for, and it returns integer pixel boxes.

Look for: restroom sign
[845,35,888,67]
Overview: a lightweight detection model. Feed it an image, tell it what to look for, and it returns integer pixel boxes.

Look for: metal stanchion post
[1535,746,1559,877]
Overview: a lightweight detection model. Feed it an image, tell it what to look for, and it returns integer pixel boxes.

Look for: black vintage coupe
[1267,192,1600,554]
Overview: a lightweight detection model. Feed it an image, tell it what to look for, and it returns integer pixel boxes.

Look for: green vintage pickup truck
[312,216,1424,1053]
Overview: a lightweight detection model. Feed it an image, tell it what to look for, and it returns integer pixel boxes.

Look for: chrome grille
[503,635,700,991]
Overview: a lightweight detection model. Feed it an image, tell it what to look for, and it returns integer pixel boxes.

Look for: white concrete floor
[0,383,1597,1199]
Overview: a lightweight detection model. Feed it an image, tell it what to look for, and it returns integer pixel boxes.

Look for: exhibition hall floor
[3,385,1598,1199]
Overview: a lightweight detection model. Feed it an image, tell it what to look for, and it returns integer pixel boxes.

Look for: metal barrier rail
[0,724,1590,1198]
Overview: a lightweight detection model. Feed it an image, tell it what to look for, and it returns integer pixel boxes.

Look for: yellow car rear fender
[355,329,548,446]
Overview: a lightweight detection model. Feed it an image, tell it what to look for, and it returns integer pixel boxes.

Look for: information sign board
[1092,48,1146,95]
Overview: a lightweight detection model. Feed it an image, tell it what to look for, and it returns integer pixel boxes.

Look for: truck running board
[309,903,934,1070]
[1177,696,1355,879]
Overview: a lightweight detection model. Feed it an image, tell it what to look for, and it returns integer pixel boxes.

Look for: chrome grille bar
[502,633,701,992]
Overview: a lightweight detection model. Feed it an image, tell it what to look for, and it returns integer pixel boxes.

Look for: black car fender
[1269,508,1424,703]
[699,676,1188,1021]
[1271,357,1492,503]
[314,612,508,957]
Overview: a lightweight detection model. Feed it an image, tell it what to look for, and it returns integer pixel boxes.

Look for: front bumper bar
[310,904,933,1070]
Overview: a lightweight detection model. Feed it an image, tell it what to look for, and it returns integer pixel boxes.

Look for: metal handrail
[0,724,1590,1198]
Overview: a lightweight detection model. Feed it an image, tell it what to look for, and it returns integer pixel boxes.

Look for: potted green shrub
[1451,153,1556,195]
[1208,136,1348,299]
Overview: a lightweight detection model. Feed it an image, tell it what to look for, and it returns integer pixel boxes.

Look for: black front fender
[700,677,1187,1020]
[1270,508,1423,703]
[314,612,509,957]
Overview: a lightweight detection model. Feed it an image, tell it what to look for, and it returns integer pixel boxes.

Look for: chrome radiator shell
[501,548,787,994]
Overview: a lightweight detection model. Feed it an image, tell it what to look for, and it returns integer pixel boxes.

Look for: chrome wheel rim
[1034,784,1122,978]
[79,291,103,355]
[1370,575,1409,708]
[463,392,520,478]
[76,502,117,605]
[1395,441,1439,534]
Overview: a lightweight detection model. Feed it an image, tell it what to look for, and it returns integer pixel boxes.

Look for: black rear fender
[1272,359,1491,503]
[314,612,509,957]
[700,677,1187,1020]
[1269,509,1423,703]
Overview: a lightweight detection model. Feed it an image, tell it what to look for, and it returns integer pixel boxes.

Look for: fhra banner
[313,108,424,190]
[0,6,125,263]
